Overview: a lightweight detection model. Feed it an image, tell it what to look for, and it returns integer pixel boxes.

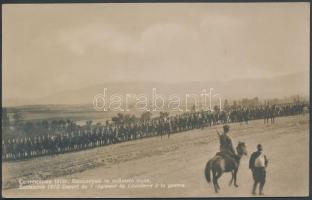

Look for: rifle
[216,130,221,137]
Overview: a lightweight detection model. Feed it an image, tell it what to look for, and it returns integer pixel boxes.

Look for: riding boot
[252,182,258,195]
[259,182,265,195]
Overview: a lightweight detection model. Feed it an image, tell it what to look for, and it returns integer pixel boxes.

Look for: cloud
[56,24,132,56]
[54,22,201,61]
[3,3,309,100]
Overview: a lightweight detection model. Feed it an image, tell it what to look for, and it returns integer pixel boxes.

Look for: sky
[2,3,310,99]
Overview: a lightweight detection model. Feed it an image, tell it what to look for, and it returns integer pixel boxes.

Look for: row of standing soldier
[2,102,306,160]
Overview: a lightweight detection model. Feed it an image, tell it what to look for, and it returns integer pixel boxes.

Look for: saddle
[214,151,238,168]
[216,151,235,157]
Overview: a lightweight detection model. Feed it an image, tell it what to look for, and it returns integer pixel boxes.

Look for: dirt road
[3,115,309,197]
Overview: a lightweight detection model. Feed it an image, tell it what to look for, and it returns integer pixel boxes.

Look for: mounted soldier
[217,125,237,168]
[205,134,247,193]
[204,124,248,193]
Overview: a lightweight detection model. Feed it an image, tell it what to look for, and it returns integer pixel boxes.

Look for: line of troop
[2,102,306,160]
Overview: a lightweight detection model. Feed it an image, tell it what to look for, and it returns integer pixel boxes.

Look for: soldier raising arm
[218,125,236,155]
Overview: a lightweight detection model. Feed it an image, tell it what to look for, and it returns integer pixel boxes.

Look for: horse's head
[236,141,247,156]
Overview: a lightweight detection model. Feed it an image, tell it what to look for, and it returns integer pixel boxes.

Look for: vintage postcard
[1,2,310,198]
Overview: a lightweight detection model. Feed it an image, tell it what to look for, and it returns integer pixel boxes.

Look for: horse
[204,142,248,193]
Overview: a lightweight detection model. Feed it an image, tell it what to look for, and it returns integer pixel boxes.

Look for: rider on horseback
[217,125,238,168]
[219,125,235,153]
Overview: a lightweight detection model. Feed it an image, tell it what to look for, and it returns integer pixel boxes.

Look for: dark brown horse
[204,142,248,193]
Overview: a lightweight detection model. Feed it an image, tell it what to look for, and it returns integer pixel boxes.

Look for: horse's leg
[233,169,239,187]
[212,170,219,193]
[215,171,222,190]
[229,171,234,186]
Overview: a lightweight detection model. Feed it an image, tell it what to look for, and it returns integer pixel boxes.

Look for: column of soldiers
[2,102,306,161]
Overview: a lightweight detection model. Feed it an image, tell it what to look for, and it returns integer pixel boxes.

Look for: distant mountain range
[3,71,309,107]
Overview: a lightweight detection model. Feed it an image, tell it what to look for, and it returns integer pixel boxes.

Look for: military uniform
[219,133,235,155]
[249,145,268,195]
[218,132,238,169]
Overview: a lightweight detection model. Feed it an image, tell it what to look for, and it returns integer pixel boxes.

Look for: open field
[2,114,309,197]
[6,104,122,124]
[6,104,193,125]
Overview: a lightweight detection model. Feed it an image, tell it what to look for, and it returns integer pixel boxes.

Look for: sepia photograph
[1,2,310,198]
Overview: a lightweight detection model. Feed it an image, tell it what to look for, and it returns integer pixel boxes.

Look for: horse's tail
[205,160,212,183]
